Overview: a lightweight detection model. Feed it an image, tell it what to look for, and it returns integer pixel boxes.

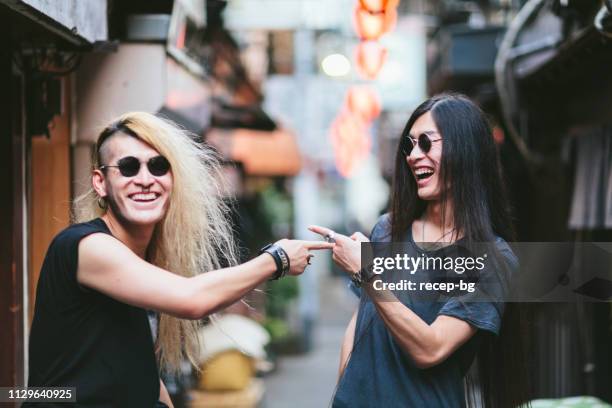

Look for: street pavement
[263,275,358,408]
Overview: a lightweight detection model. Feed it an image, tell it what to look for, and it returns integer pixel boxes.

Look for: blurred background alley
[1,0,612,406]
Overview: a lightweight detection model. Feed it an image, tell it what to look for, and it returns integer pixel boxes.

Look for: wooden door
[28,77,72,321]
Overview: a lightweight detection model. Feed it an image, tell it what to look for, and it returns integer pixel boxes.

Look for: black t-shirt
[25,218,160,407]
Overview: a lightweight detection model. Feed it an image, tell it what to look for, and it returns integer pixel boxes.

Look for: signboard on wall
[167,0,207,78]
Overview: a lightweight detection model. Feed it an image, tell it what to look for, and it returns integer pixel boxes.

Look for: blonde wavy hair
[74,111,239,373]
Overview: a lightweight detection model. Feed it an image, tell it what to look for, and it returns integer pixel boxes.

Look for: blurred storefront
[425,0,612,402]
[495,0,612,400]
[0,0,107,390]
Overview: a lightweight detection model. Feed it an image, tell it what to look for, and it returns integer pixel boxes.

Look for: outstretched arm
[77,233,333,320]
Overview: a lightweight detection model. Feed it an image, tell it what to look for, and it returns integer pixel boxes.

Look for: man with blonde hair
[25,112,332,407]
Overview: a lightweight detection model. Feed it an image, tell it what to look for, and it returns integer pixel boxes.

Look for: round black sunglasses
[401,132,442,157]
[100,155,171,177]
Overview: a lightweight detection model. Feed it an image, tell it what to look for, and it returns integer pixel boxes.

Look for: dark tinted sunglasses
[401,133,442,156]
[100,155,171,177]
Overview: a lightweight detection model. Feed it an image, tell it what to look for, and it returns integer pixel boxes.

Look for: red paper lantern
[355,41,388,80]
[353,3,397,40]
[330,111,371,177]
[346,86,381,122]
[358,0,399,13]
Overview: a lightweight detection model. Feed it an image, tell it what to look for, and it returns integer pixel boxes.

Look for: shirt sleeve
[46,221,111,292]
[438,297,503,335]
[438,241,518,336]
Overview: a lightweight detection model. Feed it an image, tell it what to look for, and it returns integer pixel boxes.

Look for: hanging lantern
[353,6,385,40]
[355,41,388,80]
[358,0,399,13]
[353,3,397,40]
[346,86,381,122]
[330,111,371,177]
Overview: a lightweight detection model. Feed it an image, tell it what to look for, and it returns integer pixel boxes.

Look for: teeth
[414,168,434,180]
[131,193,157,201]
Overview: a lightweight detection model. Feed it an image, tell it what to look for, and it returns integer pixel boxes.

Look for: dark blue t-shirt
[333,214,518,408]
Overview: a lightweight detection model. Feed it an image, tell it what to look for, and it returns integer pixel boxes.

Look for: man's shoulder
[37,219,112,288]
[493,236,516,258]
[50,218,109,251]
[370,213,392,242]
[488,235,519,272]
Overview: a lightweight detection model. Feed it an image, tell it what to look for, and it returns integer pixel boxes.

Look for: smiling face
[93,133,173,227]
[405,111,443,201]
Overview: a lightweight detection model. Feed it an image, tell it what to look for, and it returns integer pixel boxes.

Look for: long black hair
[390,93,530,407]
[391,93,514,244]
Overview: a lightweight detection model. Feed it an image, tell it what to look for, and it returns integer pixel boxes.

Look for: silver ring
[324,232,336,243]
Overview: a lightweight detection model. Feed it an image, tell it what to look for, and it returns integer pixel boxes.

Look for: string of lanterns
[330,0,400,177]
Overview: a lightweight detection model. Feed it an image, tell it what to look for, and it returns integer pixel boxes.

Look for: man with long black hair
[311,93,530,407]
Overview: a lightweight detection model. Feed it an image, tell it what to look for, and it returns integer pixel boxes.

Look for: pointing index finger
[302,240,335,250]
[308,225,334,237]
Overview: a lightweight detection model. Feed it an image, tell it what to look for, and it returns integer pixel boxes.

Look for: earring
[97,196,107,209]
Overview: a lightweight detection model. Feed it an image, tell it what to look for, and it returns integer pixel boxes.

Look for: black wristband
[351,264,376,287]
[259,243,290,280]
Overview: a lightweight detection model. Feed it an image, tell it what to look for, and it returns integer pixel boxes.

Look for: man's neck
[101,212,154,259]
[424,200,454,231]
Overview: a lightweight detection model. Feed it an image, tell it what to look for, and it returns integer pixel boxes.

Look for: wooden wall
[28,77,72,322]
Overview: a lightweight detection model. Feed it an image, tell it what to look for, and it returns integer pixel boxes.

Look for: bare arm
[310,225,476,369]
[77,233,333,320]
[159,379,173,408]
[339,309,358,379]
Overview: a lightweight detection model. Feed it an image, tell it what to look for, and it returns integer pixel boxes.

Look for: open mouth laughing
[414,167,435,181]
[128,192,161,203]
